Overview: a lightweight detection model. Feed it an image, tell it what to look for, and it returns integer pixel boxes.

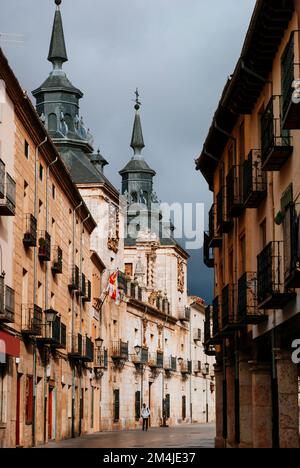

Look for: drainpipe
[79,213,90,436]
[43,156,58,444]
[71,201,82,439]
[32,136,47,448]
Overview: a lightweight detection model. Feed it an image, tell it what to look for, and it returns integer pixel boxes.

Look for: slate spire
[130,88,145,157]
[48,0,68,68]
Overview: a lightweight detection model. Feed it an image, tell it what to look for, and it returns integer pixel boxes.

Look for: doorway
[48,386,56,440]
[182,395,186,421]
[15,374,21,447]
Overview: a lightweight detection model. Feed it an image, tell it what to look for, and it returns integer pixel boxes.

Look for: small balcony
[284,204,300,288]
[237,272,267,325]
[94,348,108,370]
[179,359,192,375]
[216,187,233,234]
[282,33,300,130]
[37,313,67,349]
[52,246,63,274]
[23,214,37,248]
[208,204,222,248]
[164,355,177,372]
[257,241,296,309]
[132,346,149,366]
[38,231,51,262]
[204,305,216,354]
[0,278,15,324]
[222,284,240,332]
[68,265,80,291]
[193,328,202,343]
[243,150,267,208]
[212,296,221,340]
[226,165,243,218]
[179,306,191,322]
[0,160,5,199]
[193,361,202,374]
[82,279,91,303]
[111,340,129,361]
[22,304,43,336]
[261,95,293,171]
[203,232,214,268]
[148,351,164,369]
[68,334,94,362]
[0,173,16,216]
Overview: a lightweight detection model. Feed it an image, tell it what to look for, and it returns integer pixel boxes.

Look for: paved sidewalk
[39,423,215,449]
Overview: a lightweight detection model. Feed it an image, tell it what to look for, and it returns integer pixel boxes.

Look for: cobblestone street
[39,423,215,449]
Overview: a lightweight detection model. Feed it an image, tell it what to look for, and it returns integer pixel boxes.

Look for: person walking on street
[141,403,150,431]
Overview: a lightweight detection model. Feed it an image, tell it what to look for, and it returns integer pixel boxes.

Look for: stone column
[214,363,225,448]
[250,362,272,448]
[276,350,300,448]
[226,361,237,448]
[239,353,253,448]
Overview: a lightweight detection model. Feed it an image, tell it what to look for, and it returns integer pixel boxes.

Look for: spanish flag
[107,271,118,301]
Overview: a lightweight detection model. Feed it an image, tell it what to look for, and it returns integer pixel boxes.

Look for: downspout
[79,213,90,436]
[43,156,58,444]
[71,201,82,439]
[32,136,47,448]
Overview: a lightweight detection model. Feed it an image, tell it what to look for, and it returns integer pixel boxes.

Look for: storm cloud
[0,0,256,302]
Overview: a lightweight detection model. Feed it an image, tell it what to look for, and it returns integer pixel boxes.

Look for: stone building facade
[197,0,300,449]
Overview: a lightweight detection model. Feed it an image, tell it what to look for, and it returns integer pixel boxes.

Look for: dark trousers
[142,418,149,431]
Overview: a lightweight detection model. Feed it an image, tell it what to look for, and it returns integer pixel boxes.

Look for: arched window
[48,113,57,132]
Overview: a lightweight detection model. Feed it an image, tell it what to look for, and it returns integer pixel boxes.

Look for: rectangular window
[125,263,133,277]
[24,140,29,159]
[114,389,120,422]
[25,375,33,425]
[135,391,141,420]
[39,163,43,182]
[52,184,56,200]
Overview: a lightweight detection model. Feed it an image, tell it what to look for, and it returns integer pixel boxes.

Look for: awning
[0,330,20,358]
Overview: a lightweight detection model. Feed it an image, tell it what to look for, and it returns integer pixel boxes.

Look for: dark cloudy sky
[1,0,256,302]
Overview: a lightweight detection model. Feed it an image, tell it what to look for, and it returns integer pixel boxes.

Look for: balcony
[132,346,149,366]
[164,356,177,372]
[82,279,91,303]
[0,279,15,324]
[208,204,222,248]
[0,160,5,199]
[52,246,63,274]
[38,231,51,262]
[257,241,296,309]
[148,351,164,369]
[179,359,192,375]
[243,150,267,208]
[193,328,202,343]
[203,232,214,268]
[111,340,129,361]
[37,313,67,348]
[261,95,293,171]
[216,187,233,234]
[237,273,267,325]
[212,297,221,340]
[23,214,37,248]
[0,173,16,216]
[22,304,43,336]
[94,348,108,370]
[68,265,80,291]
[222,284,240,332]
[179,306,191,322]
[68,334,94,362]
[193,361,202,374]
[284,204,300,288]
[226,165,243,217]
[282,33,300,129]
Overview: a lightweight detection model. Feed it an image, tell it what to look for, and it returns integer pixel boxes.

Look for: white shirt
[141,407,150,418]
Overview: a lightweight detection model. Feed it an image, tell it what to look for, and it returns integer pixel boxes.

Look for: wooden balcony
[216,188,233,234]
[257,241,296,309]
[237,272,267,325]
[0,173,16,216]
[243,150,267,208]
[23,214,37,248]
[226,165,243,218]
[261,95,293,171]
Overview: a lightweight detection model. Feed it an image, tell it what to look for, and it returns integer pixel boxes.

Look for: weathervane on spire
[55,0,62,7]
[134,88,141,110]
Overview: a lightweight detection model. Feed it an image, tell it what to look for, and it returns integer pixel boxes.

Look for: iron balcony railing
[52,246,63,274]
[193,361,201,373]
[0,159,5,199]
[193,328,202,342]
[237,272,267,324]
[132,346,149,365]
[212,297,220,338]
[257,241,295,309]
[164,355,176,372]
[111,340,129,360]
[226,165,243,217]
[208,204,222,248]
[222,284,237,331]
[243,150,267,208]
[217,187,233,234]
[22,304,43,335]
[84,336,94,362]
[284,203,300,288]
[148,351,164,369]
[281,32,300,129]
[0,173,16,216]
[38,231,51,262]
[0,283,15,324]
[69,334,93,361]
[69,333,83,356]
[82,279,91,303]
[69,265,80,291]
[94,348,108,369]
[260,95,293,171]
[38,314,67,348]
[23,214,37,248]
[180,359,192,375]
[179,306,191,322]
